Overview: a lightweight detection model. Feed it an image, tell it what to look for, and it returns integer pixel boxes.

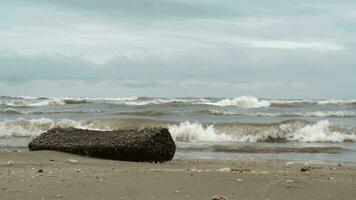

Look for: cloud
[246,40,343,50]
[0,0,355,98]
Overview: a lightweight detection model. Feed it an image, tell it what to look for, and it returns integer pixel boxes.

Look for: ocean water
[1,95,356,162]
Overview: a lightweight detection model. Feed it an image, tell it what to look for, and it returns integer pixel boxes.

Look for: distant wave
[1,95,355,108]
[113,111,172,117]
[207,110,356,118]
[198,96,271,108]
[0,98,92,107]
[270,99,356,107]
[0,108,104,115]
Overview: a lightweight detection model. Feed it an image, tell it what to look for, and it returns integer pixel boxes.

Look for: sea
[1,95,356,163]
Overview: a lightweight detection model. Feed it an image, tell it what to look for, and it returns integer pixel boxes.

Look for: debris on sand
[211,195,227,200]
[68,159,79,164]
[6,160,14,166]
[217,167,231,172]
[231,168,251,173]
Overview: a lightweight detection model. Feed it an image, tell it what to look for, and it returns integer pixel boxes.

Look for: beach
[1,96,356,199]
[1,149,355,200]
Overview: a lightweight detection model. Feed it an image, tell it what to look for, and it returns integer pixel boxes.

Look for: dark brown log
[28,127,176,162]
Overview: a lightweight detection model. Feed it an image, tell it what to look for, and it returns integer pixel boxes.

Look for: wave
[1,95,356,108]
[113,111,172,116]
[169,120,356,143]
[317,99,356,105]
[199,96,271,108]
[270,99,356,107]
[211,146,345,154]
[0,108,104,115]
[207,110,356,118]
[107,98,202,106]
[0,98,92,107]
[1,117,355,143]
[0,118,104,139]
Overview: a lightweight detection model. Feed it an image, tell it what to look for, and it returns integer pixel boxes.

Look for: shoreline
[1,149,356,200]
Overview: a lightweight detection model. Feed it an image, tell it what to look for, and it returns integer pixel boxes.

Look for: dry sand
[1,149,355,200]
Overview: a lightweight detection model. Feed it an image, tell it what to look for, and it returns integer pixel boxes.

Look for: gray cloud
[0,0,355,98]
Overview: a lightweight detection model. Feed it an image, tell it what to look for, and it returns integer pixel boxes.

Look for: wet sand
[1,149,356,200]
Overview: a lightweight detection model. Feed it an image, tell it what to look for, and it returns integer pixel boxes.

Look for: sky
[0,0,355,98]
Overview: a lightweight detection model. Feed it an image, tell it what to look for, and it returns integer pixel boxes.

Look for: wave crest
[208,110,356,118]
[203,96,271,108]
[168,120,356,143]
[0,118,103,139]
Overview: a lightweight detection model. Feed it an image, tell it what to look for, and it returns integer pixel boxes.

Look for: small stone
[285,180,294,183]
[300,167,310,172]
[56,194,63,198]
[175,190,180,193]
[328,177,335,180]
[38,169,44,173]
[68,159,79,164]
[7,160,14,166]
[338,163,343,167]
[218,167,231,172]
[235,179,243,182]
[285,162,294,166]
[211,195,227,200]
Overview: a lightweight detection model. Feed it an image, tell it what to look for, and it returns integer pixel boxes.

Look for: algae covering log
[28,127,176,162]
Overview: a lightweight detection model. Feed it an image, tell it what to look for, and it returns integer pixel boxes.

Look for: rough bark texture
[28,127,176,162]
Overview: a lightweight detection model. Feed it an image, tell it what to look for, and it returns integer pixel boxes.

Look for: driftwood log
[28,127,176,162]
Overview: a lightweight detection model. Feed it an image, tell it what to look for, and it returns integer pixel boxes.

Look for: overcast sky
[1,0,355,98]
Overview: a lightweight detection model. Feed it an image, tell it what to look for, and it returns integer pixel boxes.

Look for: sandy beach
[1,149,355,200]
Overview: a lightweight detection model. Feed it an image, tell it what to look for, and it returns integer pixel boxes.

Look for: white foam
[116,98,195,106]
[286,120,356,143]
[208,110,356,118]
[203,96,271,108]
[168,120,356,143]
[0,99,66,107]
[169,121,233,142]
[0,118,104,139]
[317,99,356,105]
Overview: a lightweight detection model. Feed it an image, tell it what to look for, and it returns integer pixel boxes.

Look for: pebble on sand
[218,167,231,172]
[300,167,310,172]
[7,160,14,166]
[211,195,227,200]
[68,159,79,164]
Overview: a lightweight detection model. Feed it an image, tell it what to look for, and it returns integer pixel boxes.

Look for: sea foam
[203,96,271,108]
[0,118,102,139]
[168,120,356,143]
[208,110,356,118]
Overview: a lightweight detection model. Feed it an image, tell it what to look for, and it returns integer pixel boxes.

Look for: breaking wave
[0,108,104,115]
[200,96,271,108]
[1,117,355,143]
[208,110,356,118]
[1,96,355,108]
[0,118,106,139]
[169,120,356,143]
[0,98,92,107]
